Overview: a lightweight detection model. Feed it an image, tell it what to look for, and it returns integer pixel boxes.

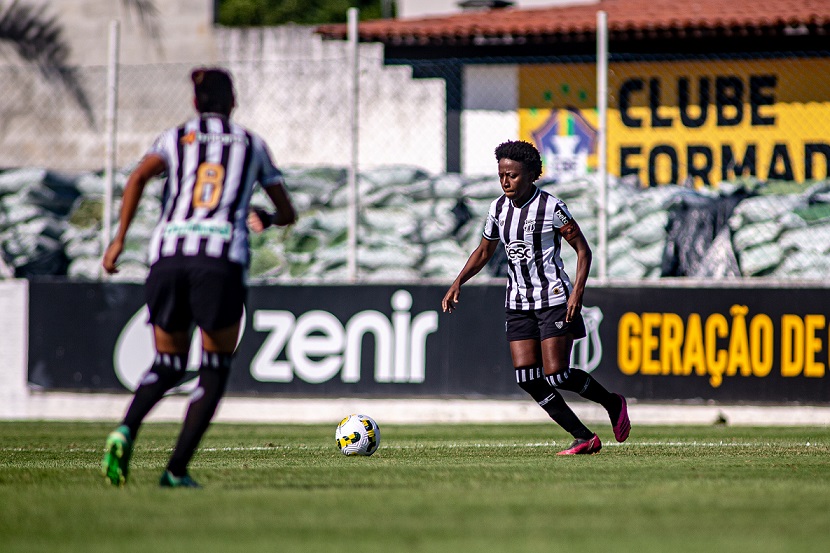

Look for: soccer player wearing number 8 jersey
[101,67,297,487]
[442,140,630,455]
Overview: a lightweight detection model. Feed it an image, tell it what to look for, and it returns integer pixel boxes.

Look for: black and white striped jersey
[483,186,576,310]
[145,113,285,267]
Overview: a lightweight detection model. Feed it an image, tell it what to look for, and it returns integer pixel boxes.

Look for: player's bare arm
[262,183,297,227]
[102,154,166,274]
[442,237,498,313]
[266,183,297,226]
[562,220,592,322]
[248,183,297,233]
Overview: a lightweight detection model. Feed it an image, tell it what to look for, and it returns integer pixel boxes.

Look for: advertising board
[28,281,830,403]
[519,58,830,187]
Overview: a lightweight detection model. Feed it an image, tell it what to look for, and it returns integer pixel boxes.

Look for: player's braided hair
[494,140,543,182]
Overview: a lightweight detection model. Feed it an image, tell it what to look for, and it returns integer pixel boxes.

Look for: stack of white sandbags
[2,164,828,283]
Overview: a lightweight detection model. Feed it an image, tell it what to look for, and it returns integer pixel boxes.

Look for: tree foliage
[0,0,159,127]
[0,0,93,122]
[121,0,159,38]
[0,0,69,70]
[217,0,392,26]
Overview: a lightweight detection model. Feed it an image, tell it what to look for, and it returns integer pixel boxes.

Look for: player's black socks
[515,366,593,440]
[545,367,620,417]
[122,352,189,438]
[166,352,232,477]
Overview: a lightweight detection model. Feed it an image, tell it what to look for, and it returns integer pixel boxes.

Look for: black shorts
[505,303,587,342]
[145,258,246,332]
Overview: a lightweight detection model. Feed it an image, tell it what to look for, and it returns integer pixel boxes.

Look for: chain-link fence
[1,24,829,283]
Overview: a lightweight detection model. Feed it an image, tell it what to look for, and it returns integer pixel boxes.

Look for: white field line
[1,441,825,454]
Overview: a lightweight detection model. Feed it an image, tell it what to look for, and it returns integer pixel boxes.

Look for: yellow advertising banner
[519,58,830,187]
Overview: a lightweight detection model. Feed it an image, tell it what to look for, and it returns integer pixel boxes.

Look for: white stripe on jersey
[148,130,181,260]
[183,116,224,256]
[206,125,249,258]
[483,186,576,310]
[161,118,200,258]
[145,114,285,266]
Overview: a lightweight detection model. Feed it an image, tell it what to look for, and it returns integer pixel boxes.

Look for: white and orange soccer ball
[335,414,380,456]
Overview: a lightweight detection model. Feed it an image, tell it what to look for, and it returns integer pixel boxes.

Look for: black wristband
[252,207,273,229]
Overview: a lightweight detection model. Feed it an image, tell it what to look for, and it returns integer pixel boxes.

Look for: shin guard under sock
[122,353,189,438]
[546,367,620,417]
[515,366,593,440]
[166,352,232,477]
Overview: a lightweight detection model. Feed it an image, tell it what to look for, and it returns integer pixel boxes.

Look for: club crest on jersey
[523,220,536,233]
[505,240,533,262]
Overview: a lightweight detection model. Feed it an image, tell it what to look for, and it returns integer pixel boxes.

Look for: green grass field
[2,421,829,552]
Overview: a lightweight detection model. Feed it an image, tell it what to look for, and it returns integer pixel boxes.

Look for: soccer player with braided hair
[442,139,629,454]
[101,67,296,487]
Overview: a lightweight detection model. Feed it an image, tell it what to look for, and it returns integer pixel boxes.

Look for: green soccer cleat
[159,470,202,489]
[101,425,132,486]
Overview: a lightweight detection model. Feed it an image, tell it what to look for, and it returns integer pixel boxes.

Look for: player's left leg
[162,324,237,488]
[102,327,190,487]
[510,338,600,455]
[159,263,245,487]
[541,333,630,442]
[123,328,191,438]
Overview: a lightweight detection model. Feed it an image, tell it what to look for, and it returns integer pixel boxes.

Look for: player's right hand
[442,285,461,313]
[248,206,272,233]
[102,239,123,274]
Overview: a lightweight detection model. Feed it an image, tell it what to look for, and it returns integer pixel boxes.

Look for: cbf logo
[571,306,604,373]
[531,107,598,182]
[505,240,533,263]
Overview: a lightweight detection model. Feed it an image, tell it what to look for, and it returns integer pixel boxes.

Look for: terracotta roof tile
[317,0,830,42]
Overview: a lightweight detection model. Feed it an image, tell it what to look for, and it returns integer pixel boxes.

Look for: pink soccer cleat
[557,433,602,455]
[612,393,631,443]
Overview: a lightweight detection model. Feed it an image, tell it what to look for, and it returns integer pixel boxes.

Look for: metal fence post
[596,10,608,282]
[102,19,120,272]
[347,8,359,282]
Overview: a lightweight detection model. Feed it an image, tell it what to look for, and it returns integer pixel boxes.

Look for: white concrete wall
[216,27,447,173]
[0,1,523,175]
[0,0,215,172]
[11,0,217,67]
[462,65,519,175]
[0,1,616,176]
[0,19,448,174]
[462,110,520,175]
[0,280,28,418]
